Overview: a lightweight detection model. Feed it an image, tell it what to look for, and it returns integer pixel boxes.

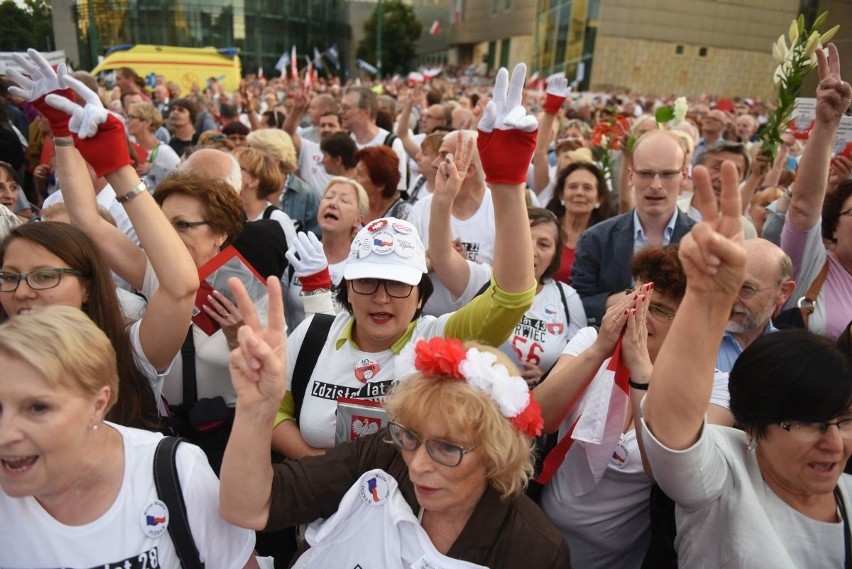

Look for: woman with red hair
[354,145,411,221]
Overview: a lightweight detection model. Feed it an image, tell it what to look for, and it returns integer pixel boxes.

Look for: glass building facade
[72,0,350,76]
[534,0,598,90]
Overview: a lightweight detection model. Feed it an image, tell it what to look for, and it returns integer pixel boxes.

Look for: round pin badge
[354,358,380,383]
[394,235,417,258]
[370,231,395,255]
[359,471,391,505]
[392,221,412,235]
[609,440,630,470]
[140,500,170,538]
[354,237,372,259]
[366,219,388,232]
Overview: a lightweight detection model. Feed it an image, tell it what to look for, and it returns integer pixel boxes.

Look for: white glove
[478,63,538,133]
[285,231,330,279]
[45,74,113,139]
[546,74,569,98]
[7,48,67,101]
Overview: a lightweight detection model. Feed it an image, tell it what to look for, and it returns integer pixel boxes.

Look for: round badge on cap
[366,219,388,232]
[392,221,412,235]
[394,235,417,258]
[371,231,395,255]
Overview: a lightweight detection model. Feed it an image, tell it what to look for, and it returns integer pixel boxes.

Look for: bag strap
[799,259,830,329]
[262,204,277,220]
[181,327,197,407]
[154,437,205,569]
[555,281,571,333]
[292,313,336,424]
[383,132,397,148]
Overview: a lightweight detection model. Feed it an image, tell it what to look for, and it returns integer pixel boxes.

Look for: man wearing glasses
[571,130,695,325]
[716,239,795,373]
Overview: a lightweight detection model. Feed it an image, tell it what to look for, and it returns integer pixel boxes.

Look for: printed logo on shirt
[546,322,564,335]
[359,471,390,505]
[72,547,161,569]
[311,379,394,401]
[514,315,549,343]
[351,415,382,438]
[609,439,630,469]
[140,500,169,538]
[354,358,381,383]
[460,241,480,262]
[544,304,558,319]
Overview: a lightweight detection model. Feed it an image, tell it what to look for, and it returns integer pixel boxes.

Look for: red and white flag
[290,45,298,83]
[536,338,631,492]
[430,20,442,35]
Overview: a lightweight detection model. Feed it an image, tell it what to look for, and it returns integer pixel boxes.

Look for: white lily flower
[820,24,839,45]
[803,31,820,58]
[673,97,688,124]
[788,19,799,44]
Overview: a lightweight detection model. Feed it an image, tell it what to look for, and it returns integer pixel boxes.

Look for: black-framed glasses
[350,278,414,298]
[171,220,210,232]
[634,170,681,182]
[648,302,676,321]
[779,418,852,442]
[738,283,775,299]
[386,422,475,467]
[0,268,84,292]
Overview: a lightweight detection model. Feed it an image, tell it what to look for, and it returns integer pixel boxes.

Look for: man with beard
[715,238,795,372]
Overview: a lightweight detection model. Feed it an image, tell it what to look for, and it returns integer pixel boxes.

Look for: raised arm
[787,44,851,231]
[221,276,286,530]
[642,162,745,450]
[47,74,199,371]
[532,76,568,194]
[428,131,475,298]
[281,86,307,155]
[396,87,423,159]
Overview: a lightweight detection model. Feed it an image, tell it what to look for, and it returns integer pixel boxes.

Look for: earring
[90,423,100,431]
[594,202,601,209]
[559,199,565,206]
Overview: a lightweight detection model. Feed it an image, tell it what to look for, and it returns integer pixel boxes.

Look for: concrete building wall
[51,0,80,67]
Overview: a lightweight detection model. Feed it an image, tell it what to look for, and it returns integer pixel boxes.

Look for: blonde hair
[246,128,298,173]
[129,102,163,132]
[384,342,535,499]
[232,146,284,199]
[324,176,370,217]
[0,305,119,410]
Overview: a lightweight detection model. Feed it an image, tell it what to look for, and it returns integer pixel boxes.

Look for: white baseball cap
[344,218,427,286]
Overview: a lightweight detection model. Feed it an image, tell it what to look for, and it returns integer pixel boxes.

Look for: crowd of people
[0,41,850,569]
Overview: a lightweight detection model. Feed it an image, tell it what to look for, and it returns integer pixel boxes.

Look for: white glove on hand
[7,48,67,101]
[478,63,538,133]
[45,74,112,139]
[285,231,329,277]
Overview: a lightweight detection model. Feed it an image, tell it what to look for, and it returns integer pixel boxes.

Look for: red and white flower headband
[395,337,544,437]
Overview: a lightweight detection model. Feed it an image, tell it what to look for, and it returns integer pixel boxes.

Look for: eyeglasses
[350,278,414,298]
[738,283,775,299]
[126,114,144,121]
[171,220,211,232]
[634,170,681,182]
[386,422,475,467]
[779,418,852,442]
[0,268,84,292]
[648,302,676,321]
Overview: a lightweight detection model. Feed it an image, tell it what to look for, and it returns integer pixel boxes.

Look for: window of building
[676,45,684,54]
[492,0,499,15]
[500,38,510,68]
[699,47,708,57]
[505,0,512,9]
[487,41,497,70]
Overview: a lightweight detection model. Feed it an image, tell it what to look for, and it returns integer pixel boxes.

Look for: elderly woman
[126,101,180,189]
[642,118,852,568]
[220,277,570,566]
[536,246,733,569]
[0,306,257,568]
[778,45,852,340]
[269,65,539,463]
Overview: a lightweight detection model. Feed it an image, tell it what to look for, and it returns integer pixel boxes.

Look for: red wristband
[32,88,76,138]
[543,93,566,116]
[477,128,538,185]
[73,114,132,178]
[299,269,331,292]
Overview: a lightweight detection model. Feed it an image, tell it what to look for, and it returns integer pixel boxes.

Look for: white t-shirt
[296,469,486,569]
[43,184,139,246]
[643,422,851,569]
[0,423,255,569]
[409,189,496,317]
[352,128,408,190]
[142,142,181,190]
[298,138,332,196]
[287,311,452,449]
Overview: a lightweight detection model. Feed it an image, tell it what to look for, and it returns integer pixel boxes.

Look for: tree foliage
[0,0,53,51]
[356,0,422,76]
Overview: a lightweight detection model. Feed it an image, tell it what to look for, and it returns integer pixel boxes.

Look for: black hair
[321,132,358,168]
[729,330,852,436]
[823,179,852,244]
[334,273,434,321]
[546,162,611,227]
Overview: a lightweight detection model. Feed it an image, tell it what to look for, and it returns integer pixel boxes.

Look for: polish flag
[536,338,631,490]
[430,20,442,35]
[290,45,298,84]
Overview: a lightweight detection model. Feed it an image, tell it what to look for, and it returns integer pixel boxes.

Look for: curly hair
[384,342,536,499]
[630,244,686,301]
[153,170,244,248]
[355,145,400,199]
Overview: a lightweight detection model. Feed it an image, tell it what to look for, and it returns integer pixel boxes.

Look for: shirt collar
[335,316,418,354]
[632,208,679,246]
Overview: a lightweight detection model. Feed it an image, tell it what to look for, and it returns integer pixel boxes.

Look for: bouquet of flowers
[761,11,839,161]
[590,113,631,187]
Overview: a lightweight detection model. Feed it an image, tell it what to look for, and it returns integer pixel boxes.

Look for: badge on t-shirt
[359,471,391,505]
[140,500,169,538]
[354,358,380,383]
[609,439,630,470]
